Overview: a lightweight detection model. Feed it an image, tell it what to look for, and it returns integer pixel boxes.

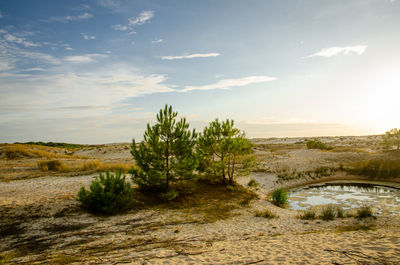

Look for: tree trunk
[221,156,226,186]
[166,139,170,190]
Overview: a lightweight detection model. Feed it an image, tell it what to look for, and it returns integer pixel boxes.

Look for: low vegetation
[14,141,93,150]
[247,179,259,189]
[383,128,400,150]
[276,166,337,183]
[356,206,374,219]
[255,209,278,219]
[298,209,316,220]
[306,139,332,150]
[320,205,336,221]
[347,159,400,179]
[271,188,288,207]
[77,171,133,215]
[37,159,132,173]
[1,144,84,160]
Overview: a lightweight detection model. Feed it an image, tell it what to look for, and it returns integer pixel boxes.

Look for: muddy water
[288,181,400,215]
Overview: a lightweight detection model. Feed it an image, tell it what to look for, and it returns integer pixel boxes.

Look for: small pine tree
[77,171,133,215]
[130,105,198,191]
[197,119,252,185]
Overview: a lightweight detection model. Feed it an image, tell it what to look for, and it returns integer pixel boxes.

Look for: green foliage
[130,105,198,191]
[255,209,278,218]
[348,159,400,179]
[306,139,331,150]
[247,179,259,189]
[321,205,336,221]
[271,188,288,207]
[158,189,179,201]
[383,128,400,150]
[15,141,90,149]
[356,206,373,218]
[197,118,252,185]
[77,171,133,215]
[299,209,316,220]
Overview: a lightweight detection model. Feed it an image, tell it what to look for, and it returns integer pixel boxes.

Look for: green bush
[356,206,373,218]
[77,171,133,215]
[299,209,316,220]
[271,188,288,207]
[306,139,331,150]
[158,189,179,201]
[248,179,259,189]
[321,205,336,221]
[255,209,278,219]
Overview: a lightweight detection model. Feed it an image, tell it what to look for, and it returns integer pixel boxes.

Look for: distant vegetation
[347,159,400,179]
[14,141,93,149]
[37,159,132,173]
[383,128,400,150]
[1,144,85,160]
[306,139,332,150]
[298,205,374,221]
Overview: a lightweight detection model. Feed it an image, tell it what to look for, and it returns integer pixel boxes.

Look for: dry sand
[1,135,399,264]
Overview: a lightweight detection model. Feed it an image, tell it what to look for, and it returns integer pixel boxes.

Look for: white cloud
[152,39,163,44]
[98,0,119,9]
[3,33,40,47]
[182,75,276,92]
[129,10,154,26]
[306,45,367,58]
[47,12,93,23]
[161,53,220,60]
[81,33,96,40]
[113,10,154,31]
[64,53,108,63]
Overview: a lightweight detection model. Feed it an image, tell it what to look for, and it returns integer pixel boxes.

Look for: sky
[0,0,399,144]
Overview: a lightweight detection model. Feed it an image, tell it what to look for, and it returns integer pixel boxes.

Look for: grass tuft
[298,209,316,220]
[254,209,278,219]
[320,205,336,221]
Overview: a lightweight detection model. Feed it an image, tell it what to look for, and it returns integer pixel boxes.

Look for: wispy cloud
[0,11,3,19]
[151,38,163,44]
[3,33,40,47]
[98,0,119,9]
[47,12,93,23]
[306,45,368,58]
[113,10,154,31]
[64,53,108,63]
[161,53,220,60]
[182,75,276,92]
[81,33,96,40]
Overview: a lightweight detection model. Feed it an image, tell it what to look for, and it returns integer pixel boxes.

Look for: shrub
[255,209,278,219]
[321,205,336,221]
[81,160,101,171]
[248,179,259,189]
[299,209,316,220]
[356,206,373,219]
[37,160,67,171]
[337,206,344,218]
[306,139,331,150]
[77,171,133,215]
[347,159,400,179]
[271,188,288,207]
[158,189,179,201]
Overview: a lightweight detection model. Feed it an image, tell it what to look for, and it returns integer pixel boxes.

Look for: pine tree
[383,128,400,150]
[130,105,198,191]
[197,119,252,185]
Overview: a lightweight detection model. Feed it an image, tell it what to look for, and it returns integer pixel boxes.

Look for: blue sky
[0,0,399,143]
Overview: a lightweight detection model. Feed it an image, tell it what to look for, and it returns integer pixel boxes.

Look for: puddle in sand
[288,181,400,215]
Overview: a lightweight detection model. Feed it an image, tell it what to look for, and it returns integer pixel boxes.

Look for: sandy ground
[1,135,400,264]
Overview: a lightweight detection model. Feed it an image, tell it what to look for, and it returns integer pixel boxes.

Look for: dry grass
[37,159,133,173]
[1,144,86,160]
[336,224,376,233]
[254,209,278,219]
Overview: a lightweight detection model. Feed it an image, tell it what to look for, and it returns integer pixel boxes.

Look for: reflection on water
[288,182,400,215]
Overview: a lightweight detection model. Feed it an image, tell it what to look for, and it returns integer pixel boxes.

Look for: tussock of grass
[298,209,316,220]
[356,206,374,219]
[255,209,278,219]
[306,139,332,150]
[320,205,336,221]
[37,160,68,172]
